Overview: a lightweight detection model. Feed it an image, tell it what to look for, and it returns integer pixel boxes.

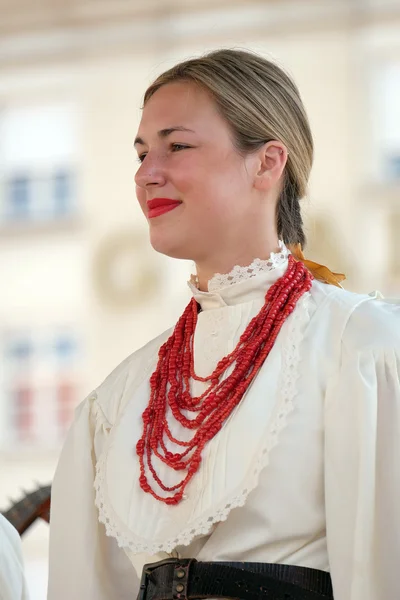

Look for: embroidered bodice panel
[94,258,325,565]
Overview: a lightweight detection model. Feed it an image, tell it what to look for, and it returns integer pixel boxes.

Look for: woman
[47,49,400,600]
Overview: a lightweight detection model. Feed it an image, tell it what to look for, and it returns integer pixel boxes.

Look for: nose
[135,152,167,190]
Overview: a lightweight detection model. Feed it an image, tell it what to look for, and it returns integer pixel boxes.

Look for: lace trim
[190,241,289,293]
[94,291,311,554]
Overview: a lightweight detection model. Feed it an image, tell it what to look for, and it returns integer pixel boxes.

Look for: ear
[253,141,287,192]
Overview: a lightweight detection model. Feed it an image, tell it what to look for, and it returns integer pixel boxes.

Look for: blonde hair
[144,48,313,247]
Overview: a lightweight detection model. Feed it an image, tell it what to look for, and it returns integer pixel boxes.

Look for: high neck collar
[188,242,290,311]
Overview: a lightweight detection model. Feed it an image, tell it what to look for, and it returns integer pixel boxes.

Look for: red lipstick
[147,198,182,219]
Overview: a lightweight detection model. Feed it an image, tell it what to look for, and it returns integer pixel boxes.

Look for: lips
[147,198,181,210]
[147,198,182,219]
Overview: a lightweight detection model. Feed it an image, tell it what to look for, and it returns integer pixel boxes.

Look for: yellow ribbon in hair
[288,244,346,288]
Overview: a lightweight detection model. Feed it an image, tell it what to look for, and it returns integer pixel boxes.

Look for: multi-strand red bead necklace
[136,254,313,505]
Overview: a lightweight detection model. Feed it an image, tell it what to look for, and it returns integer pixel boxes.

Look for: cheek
[194,168,248,217]
[171,163,202,193]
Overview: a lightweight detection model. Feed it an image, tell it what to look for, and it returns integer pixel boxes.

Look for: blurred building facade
[0,0,399,597]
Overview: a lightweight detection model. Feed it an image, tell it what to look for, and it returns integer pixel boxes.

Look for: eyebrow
[134,126,195,146]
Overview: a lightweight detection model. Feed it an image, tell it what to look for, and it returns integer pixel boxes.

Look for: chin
[149,233,193,261]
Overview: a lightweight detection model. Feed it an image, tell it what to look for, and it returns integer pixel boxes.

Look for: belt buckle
[138,557,179,600]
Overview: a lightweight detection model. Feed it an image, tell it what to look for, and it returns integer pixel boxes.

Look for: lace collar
[187,242,290,311]
[189,241,288,293]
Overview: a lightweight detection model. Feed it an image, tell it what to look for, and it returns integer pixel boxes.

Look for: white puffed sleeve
[324,299,400,600]
[47,393,138,600]
[0,514,29,600]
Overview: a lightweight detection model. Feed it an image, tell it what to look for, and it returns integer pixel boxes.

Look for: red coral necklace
[137,254,312,505]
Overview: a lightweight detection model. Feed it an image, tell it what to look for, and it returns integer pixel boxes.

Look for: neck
[195,237,282,292]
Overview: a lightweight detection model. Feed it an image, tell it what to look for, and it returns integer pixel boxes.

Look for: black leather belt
[138,558,334,600]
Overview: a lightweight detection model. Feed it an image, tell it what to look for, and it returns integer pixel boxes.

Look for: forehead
[138,81,220,131]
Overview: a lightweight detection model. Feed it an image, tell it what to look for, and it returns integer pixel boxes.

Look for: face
[134,81,268,263]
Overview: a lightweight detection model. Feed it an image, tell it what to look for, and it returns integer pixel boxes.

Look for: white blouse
[47,246,400,600]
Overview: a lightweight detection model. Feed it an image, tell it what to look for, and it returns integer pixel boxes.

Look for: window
[7,175,31,220]
[386,155,400,180]
[1,328,82,449]
[8,338,33,362]
[3,170,76,223]
[372,61,400,182]
[56,382,76,435]
[13,386,35,443]
[53,170,74,217]
[389,211,400,279]
[54,335,76,360]
[0,104,79,225]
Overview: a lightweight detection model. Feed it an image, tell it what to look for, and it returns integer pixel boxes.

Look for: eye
[171,143,190,152]
[137,144,190,163]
